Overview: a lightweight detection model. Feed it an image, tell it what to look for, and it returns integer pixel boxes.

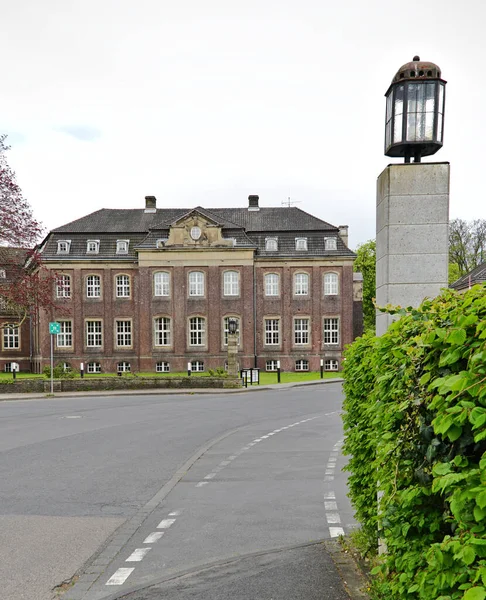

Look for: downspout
[253,260,257,367]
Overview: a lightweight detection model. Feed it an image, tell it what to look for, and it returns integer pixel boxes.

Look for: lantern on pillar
[228,318,238,335]
[385,56,446,163]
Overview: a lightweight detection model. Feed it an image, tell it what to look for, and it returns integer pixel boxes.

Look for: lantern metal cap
[390,55,445,87]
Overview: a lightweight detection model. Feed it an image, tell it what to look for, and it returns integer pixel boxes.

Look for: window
[4,362,12,372]
[87,362,101,373]
[191,360,204,372]
[265,237,278,252]
[56,275,71,298]
[323,318,339,345]
[154,317,171,346]
[62,362,71,372]
[0,269,5,278]
[294,318,310,345]
[154,272,170,297]
[86,240,99,254]
[117,361,131,373]
[3,324,19,349]
[296,359,309,371]
[265,319,280,345]
[189,317,206,346]
[116,274,130,298]
[189,271,204,296]
[264,273,279,296]
[294,273,309,295]
[156,361,170,372]
[223,271,239,296]
[86,320,102,347]
[86,275,101,298]
[223,316,241,346]
[116,240,129,254]
[325,359,339,371]
[116,320,132,347]
[324,273,339,295]
[295,237,307,251]
[325,237,337,251]
[156,238,168,248]
[57,240,71,254]
[266,360,279,371]
[57,321,72,347]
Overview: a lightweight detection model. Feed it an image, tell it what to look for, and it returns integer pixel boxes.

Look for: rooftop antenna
[282,196,301,208]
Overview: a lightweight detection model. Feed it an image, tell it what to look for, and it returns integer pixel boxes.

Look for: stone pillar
[227,333,238,378]
[376,162,449,336]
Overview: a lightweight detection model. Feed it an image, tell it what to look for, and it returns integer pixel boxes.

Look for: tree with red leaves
[0,135,68,326]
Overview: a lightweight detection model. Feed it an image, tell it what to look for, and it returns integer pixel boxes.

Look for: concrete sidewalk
[98,540,368,600]
[0,377,343,402]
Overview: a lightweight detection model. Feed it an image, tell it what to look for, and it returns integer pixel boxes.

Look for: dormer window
[325,237,337,251]
[86,240,100,254]
[156,238,167,249]
[0,269,5,279]
[295,237,307,251]
[116,240,129,254]
[265,237,278,252]
[57,240,71,254]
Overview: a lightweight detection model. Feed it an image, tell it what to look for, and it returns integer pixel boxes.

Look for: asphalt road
[0,383,355,600]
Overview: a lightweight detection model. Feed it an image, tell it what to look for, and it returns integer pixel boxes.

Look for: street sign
[49,322,61,334]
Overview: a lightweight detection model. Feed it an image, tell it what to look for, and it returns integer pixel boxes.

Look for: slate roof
[44,205,354,260]
[450,262,486,290]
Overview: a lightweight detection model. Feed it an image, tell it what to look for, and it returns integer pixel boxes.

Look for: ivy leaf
[477,490,486,510]
[446,328,467,345]
[463,545,477,565]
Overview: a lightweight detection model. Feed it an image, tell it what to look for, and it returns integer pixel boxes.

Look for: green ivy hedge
[342,285,486,600]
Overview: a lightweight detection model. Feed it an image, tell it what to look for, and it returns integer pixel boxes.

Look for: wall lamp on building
[228,318,238,335]
[385,56,446,163]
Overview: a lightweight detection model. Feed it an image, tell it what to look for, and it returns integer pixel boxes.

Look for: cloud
[56,126,102,142]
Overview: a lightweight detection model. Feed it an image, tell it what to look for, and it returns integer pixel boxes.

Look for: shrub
[342,285,486,600]
[43,363,78,379]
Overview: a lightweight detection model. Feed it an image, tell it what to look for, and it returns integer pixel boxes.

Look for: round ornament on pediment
[190,226,202,240]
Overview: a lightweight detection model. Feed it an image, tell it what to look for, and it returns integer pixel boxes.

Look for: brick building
[28,195,360,374]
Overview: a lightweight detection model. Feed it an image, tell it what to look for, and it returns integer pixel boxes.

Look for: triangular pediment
[164,208,233,248]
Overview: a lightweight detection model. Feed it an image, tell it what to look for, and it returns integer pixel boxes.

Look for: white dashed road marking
[106,568,134,585]
[329,527,345,538]
[126,548,151,562]
[157,518,176,529]
[143,532,165,544]
[324,438,345,538]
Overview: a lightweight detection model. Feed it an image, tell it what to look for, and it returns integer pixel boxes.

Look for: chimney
[144,196,157,213]
[248,195,260,211]
[338,225,348,247]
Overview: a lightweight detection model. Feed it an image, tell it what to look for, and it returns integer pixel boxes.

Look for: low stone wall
[0,376,241,395]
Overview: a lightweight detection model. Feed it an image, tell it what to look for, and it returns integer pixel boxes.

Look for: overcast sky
[2,0,485,249]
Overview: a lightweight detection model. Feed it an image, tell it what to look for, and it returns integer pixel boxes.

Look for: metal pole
[277,360,281,384]
[320,358,324,379]
[50,334,54,395]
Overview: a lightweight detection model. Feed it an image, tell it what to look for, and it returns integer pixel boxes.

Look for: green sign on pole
[49,322,61,335]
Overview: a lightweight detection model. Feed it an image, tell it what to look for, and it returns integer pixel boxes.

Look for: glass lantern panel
[394,85,404,116]
[439,82,445,114]
[425,82,435,112]
[437,113,443,142]
[386,92,393,124]
[385,121,391,149]
[407,112,417,141]
[425,111,434,141]
[393,112,403,143]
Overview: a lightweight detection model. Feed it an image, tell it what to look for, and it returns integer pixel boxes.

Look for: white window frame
[189,271,205,297]
[323,318,340,345]
[295,237,307,251]
[86,275,101,298]
[154,272,170,297]
[265,318,280,345]
[87,362,101,373]
[57,240,71,254]
[189,317,206,346]
[117,361,131,373]
[223,316,241,346]
[325,237,337,251]
[156,361,170,372]
[116,320,132,347]
[0,269,6,278]
[191,360,204,372]
[154,317,171,347]
[86,240,100,254]
[56,321,73,348]
[86,320,103,347]
[325,359,339,371]
[116,274,131,298]
[265,237,278,252]
[294,272,309,296]
[295,359,309,371]
[264,273,279,296]
[116,240,129,254]
[223,271,239,296]
[3,324,19,349]
[294,318,310,345]
[56,274,71,298]
[324,272,339,295]
[266,360,279,372]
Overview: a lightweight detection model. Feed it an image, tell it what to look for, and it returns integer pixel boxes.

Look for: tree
[354,239,376,334]
[0,135,68,326]
[449,218,486,280]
